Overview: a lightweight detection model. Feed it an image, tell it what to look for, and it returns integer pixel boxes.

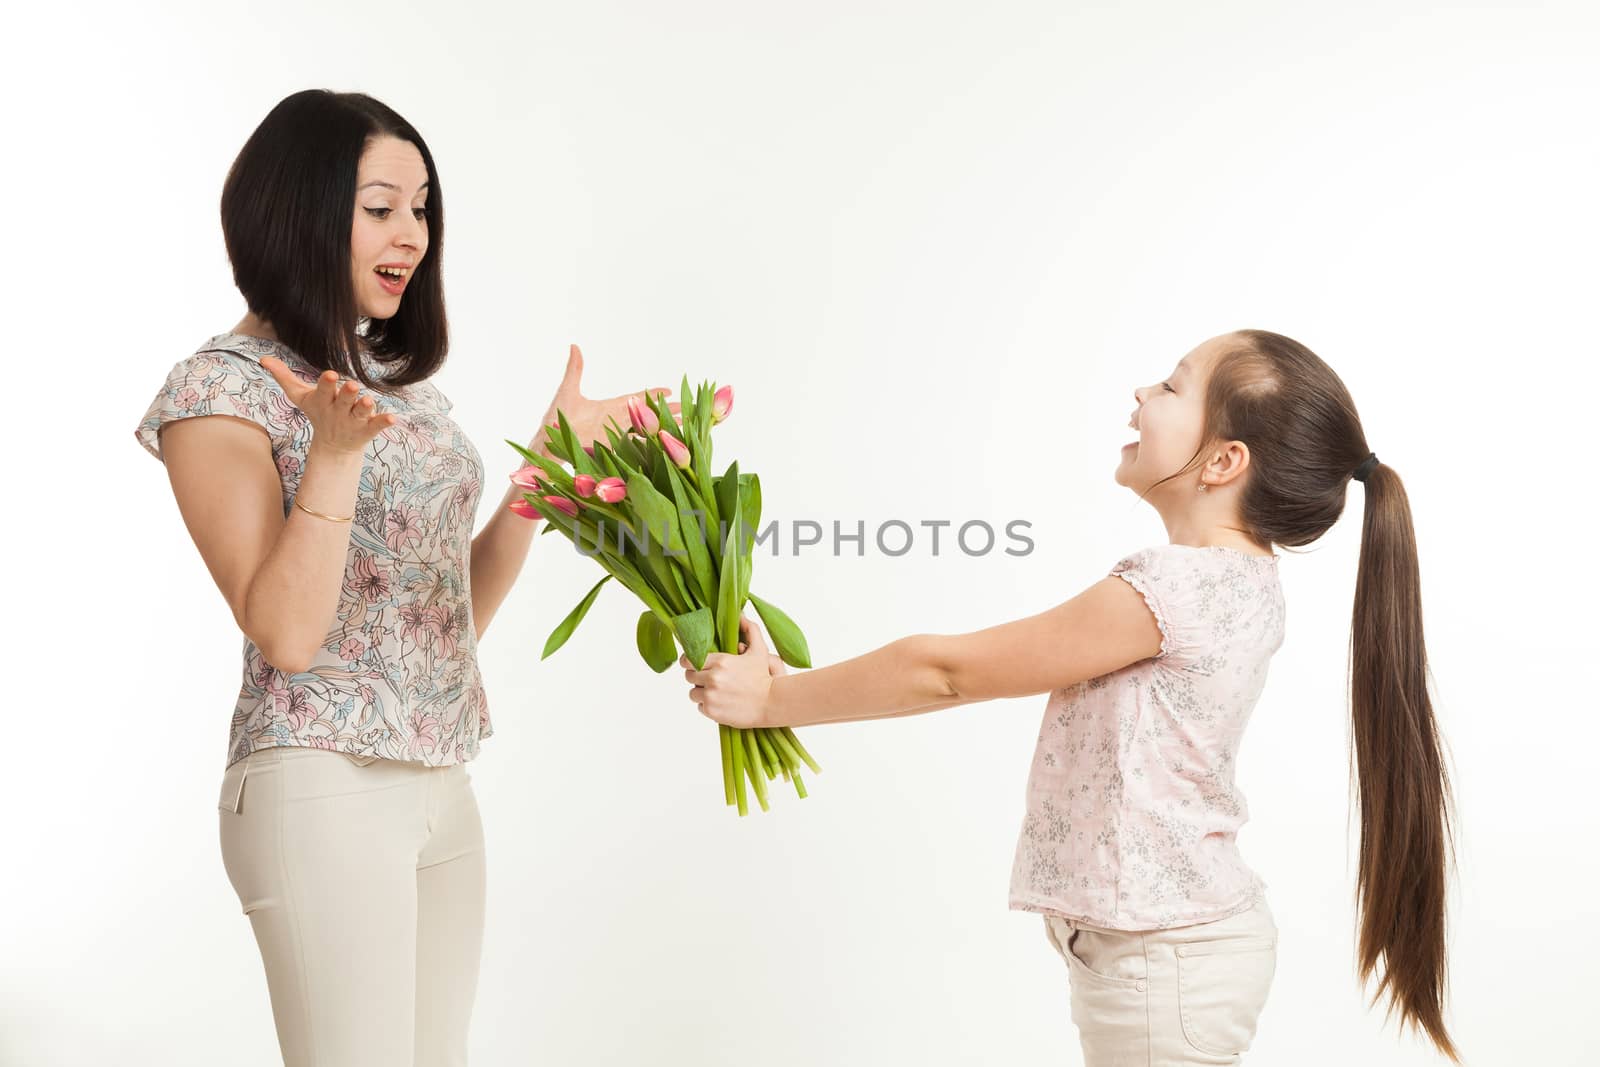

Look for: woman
[133,89,674,1066]
[684,330,1459,1065]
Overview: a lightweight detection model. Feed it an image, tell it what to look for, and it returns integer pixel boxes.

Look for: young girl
[683,329,1458,1065]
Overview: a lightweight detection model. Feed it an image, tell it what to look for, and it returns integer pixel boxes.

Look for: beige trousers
[218,745,486,1067]
[1043,897,1278,1066]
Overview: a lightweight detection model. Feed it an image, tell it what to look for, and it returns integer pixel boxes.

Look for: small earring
[1197,481,1208,492]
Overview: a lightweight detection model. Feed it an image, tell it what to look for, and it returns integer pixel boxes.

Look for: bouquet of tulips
[504,377,818,815]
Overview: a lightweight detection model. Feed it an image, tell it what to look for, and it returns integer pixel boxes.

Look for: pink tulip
[660,430,691,469]
[595,476,627,503]
[572,474,597,498]
[712,385,734,423]
[582,444,595,458]
[543,495,581,518]
[508,498,541,519]
[509,465,542,490]
[627,395,659,435]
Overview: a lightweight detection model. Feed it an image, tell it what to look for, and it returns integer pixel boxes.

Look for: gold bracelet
[294,498,354,523]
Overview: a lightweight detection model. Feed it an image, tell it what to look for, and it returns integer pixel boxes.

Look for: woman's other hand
[534,343,679,458]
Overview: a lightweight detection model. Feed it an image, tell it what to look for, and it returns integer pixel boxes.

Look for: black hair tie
[1352,452,1379,482]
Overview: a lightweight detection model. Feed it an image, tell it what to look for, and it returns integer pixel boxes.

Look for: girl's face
[350,135,430,320]
[1114,336,1226,497]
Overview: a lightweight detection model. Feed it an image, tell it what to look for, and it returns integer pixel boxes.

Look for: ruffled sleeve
[134,350,306,463]
[1109,545,1200,665]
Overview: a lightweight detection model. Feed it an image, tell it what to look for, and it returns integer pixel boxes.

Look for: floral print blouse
[134,332,491,769]
[1009,543,1286,930]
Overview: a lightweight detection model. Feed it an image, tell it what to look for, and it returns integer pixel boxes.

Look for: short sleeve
[1110,546,1196,665]
[133,351,304,463]
[429,380,454,415]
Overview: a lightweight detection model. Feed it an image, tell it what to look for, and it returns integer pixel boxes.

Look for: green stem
[769,727,804,774]
[754,729,780,781]
[780,727,822,775]
[719,724,734,807]
[731,723,748,816]
[742,729,770,811]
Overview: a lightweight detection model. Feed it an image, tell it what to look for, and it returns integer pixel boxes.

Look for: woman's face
[1115,336,1227,495]
[350,135,430,320]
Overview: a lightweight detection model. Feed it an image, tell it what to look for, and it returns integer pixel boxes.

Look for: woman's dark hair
[1142,329,1460,1062]
[220,89,447,393]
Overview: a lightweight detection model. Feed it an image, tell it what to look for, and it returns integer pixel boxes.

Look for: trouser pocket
[1044,916,1151,1065]
[1175,935,1277,1056]
[218,759,250,814]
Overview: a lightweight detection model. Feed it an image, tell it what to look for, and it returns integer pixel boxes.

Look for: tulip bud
[508,498,541,519]
[572,474,597,498]
[594,476,627,503]
[712,385,734,423]
[660,430,691,469]
[627,395,659,435]
[543,495,581,518]
[509,465,542,490]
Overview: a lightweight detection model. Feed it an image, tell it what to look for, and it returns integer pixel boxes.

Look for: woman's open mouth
[374,267,409,295]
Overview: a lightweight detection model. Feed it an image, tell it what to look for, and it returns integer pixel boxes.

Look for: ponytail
[1348,462,1460,1062]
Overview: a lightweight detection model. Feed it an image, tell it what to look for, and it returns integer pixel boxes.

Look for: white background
[4,1,1596,1064]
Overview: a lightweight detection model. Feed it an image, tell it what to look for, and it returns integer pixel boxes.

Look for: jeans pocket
[1176,935,1277,1056]
[1045,919,1150,1063]
[1064,928,1147,987]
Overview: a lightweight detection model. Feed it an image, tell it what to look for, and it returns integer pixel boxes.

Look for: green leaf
[692,411,720,532]
[748,591,812,669]
[716,492,745,653]
[672,606,715,669]
[649,455,676,501]
[522,490,579,536]
[506,438,544,468]
[556,409,604,477]
[664,463,717,605]
[737,472,763,605]
[538,426,572,464]
[624,472,688,560]
[679,373,697,440]
[628,548,688,616]
[739,472,762,535]
[541,575,611,659]
[592,545,672,622]
[600,449,626,480]
[647,389,681,442]
[714,460,740,542]
[506,441,580,495]
[613,429,647,469]
[695,380,713,439]
[636,610,678,673]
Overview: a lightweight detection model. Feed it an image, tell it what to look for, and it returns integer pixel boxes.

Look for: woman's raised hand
[535,344,680,456]
[261,355,397,456]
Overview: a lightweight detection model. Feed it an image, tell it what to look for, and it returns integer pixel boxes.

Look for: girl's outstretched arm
[683,575,1164,729]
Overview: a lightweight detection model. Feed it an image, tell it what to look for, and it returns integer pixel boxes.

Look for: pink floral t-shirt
[1009,543,1286,930]
[134,332,491,769]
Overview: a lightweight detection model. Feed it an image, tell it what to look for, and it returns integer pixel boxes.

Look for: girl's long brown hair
[1145,329,1460,1061]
